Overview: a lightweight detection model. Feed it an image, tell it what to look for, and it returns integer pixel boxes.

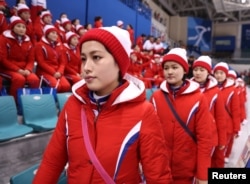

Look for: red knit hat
[227,70,237,80]
[162,48,189,73]
[79,26,132,77]
[65,31,78,43]
[193,55,212,73]
[16,3,30,15]
[40,10,52,20]
[61,17,71,28]
[9,16,26,29]
[43,25,57,36]
[213,62,229,75]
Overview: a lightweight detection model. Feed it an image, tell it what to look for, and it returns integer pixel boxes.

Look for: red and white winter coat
[219,79,241,134]
[192,76,227,147]
[34,36,66,77]
[33,74,173,184]
[151,79,212,182]
[62,43,81,76]
[0,30,34,72]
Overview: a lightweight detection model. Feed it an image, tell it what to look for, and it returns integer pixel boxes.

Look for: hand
[18,69,26,76]
[196,179,208,184]
[54,72,61,79]
[24,70,31,76]
[218,145,225,150]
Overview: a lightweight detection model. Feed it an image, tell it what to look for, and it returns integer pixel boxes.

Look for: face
[13,23,26,36]
[87,24,92,30]
[81,41,120,96]
[70,36,79,47]
[64,23,72,31]
[193,66,209,83]
[154,57,161,64]
[19,0,26,4]
[47,31,58,42]
[130,54,137,62]
[43,15,52,24]
[163,61,185,87]
[79,29,86,36]
[214,70,227,83]
[19,11,30,21]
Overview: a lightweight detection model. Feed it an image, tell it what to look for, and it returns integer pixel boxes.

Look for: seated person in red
[34,25,71,92]
[128,52,151,88]
[143,54,164,88]
[62,31,82,85]
[0,16,40,101]
[16,3,36,45]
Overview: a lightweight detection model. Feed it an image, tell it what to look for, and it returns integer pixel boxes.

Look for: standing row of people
[31,25,247,183]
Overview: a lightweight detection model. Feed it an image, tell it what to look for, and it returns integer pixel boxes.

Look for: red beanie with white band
[162,48,189,73]
[79,26,132,77]
[193,55,212,74]
[213,62,229,75]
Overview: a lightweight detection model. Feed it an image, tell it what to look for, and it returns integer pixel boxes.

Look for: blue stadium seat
[56,92,72,112]
[0,96,33,142]
[9,163,67,184]
[20,94,58,132]
[10,163,39,184]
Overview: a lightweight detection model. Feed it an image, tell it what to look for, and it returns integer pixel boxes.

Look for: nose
[82,59,92,73]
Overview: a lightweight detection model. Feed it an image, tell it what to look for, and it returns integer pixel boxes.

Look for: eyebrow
[81,50,102,55]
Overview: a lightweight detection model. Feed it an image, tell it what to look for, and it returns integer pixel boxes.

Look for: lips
[84,76,95,82]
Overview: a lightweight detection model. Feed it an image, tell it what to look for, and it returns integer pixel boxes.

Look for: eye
[93,55,101,61]
[81,56,86,62]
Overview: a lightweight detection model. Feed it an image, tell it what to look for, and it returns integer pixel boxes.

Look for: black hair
[37,8,48,16]
[127,24,133,29]
[94,16,102,21]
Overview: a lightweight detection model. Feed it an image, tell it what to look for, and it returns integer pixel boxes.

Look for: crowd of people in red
[0,0,168,103]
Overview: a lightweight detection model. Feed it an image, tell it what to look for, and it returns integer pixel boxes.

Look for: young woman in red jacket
[62,31,82,85]
[213,62,241,164]
[33,26,173,184]
[34,25,71,93]
[192,56,227,168]
[0,16,39,101]
[150,48,212,184]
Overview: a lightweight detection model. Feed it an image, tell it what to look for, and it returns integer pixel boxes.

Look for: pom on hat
[192,55,212,73]
[79,26,132,77]
[162,48,189,73]
[213,62,229,75]
[228,70,237,80]
[65,31,78,43]
[40,10,52,20]
[117,20,123,27]
[9,16,25,29]
[16,3,30,15]
[43,25,57,36]
[61,17,71,27]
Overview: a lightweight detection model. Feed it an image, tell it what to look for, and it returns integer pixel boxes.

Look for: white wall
[145,0,170,38]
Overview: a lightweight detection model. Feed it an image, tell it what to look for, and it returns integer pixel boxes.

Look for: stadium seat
[0,96,33,142]
[20,94,58,132]
[10,163,67,184]
[10,163,39,184]
[56,92,72,112]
